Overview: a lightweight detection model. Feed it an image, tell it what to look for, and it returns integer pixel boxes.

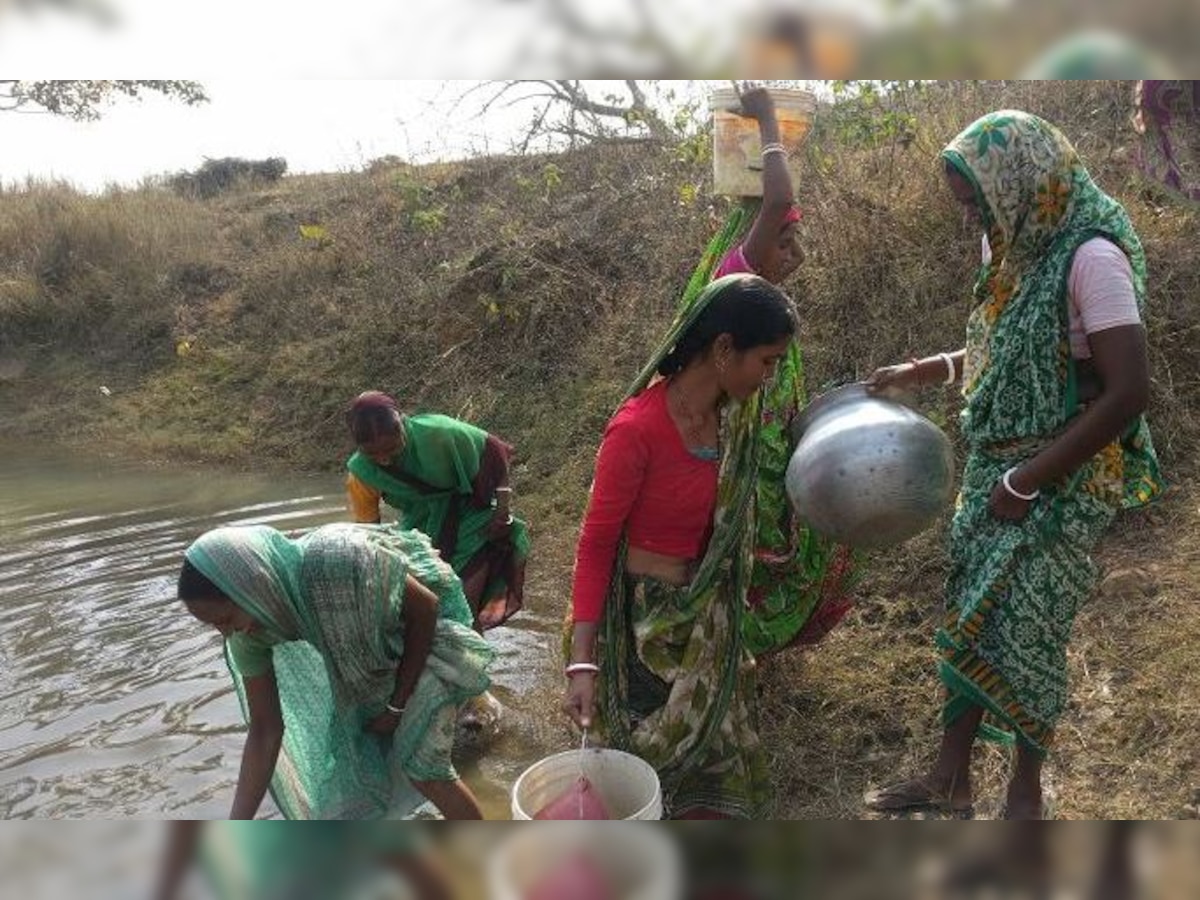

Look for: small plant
[409,206,447,234]
[393,174,448,233]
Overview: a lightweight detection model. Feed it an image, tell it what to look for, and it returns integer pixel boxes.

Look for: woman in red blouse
[562,274,796,819]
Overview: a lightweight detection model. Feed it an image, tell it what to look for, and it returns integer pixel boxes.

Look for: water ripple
[0,444,555,818]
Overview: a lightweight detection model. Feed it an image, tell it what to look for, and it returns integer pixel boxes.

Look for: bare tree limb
[466,79,679,151]
[0,81,207,121]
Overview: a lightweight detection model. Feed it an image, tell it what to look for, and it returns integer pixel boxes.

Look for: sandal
[864,776,974,816]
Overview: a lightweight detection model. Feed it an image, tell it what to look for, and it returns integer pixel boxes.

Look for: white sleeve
[1068,238,1142,335]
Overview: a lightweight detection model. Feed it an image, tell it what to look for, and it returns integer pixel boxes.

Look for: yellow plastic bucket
[709,86,815,197]
[510,747,662,820]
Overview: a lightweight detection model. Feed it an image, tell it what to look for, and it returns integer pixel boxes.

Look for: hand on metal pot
[864,362,922,397]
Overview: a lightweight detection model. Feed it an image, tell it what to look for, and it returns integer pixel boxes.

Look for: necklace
[669,380,718,455]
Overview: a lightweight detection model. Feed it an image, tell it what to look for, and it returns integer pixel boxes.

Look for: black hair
[657,275,796,377]
[178,557,227,604]
[347,403,402,446]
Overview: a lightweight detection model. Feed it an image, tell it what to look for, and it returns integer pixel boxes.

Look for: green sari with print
[722,206,858,657]
[937,111,1164,754]
[186,522,493,819]
[347,412,531,629]
[583,207,857,817]
[594,272,773,819]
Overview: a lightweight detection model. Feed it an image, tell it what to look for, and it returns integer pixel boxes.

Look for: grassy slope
[1,81,1196,818]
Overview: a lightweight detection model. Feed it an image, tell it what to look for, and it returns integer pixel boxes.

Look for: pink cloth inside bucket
[532,775,612,820]
[526,851,615,900]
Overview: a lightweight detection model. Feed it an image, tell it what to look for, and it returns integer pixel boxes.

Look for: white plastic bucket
[709,86,815,197]
[510,747,662,821]
[488,823,682,900]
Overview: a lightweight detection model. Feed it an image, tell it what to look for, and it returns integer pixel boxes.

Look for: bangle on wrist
[1002,467,1040,502]
[385,701,405,716]
[938,352,957,385]
[760,141,787,159]
[565,662,600,678]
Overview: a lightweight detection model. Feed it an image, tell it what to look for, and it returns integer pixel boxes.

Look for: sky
[0,80,736,193]
[0,81,537,192]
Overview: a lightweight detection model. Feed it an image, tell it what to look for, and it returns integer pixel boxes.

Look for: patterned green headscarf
[943,110,1162,506]
[186,523,492,818]
[934,112,1166,753]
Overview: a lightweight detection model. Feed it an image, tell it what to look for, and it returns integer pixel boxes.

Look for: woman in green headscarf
[864,110,1163,818]
[562,274,798,819]
[345,391,530,633]
[178,522,494,820]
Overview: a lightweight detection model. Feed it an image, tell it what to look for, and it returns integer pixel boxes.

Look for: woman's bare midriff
[626,545,695,587]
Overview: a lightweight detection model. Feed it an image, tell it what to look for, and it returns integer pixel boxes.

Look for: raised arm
[735,84,796,276]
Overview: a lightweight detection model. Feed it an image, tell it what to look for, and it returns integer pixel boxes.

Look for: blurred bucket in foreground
[510,748,661,821]
[489,823,682,900]
[709,87,815,197]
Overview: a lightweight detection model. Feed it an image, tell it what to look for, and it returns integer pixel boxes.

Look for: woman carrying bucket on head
[711,83,805,285]
[709,81,857,661]
[562,274,797,820]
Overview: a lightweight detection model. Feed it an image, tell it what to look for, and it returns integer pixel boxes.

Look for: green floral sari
[595,271,772,819]
[937,111,1164,753]
[186,523,494,819]
[711,205,859,657]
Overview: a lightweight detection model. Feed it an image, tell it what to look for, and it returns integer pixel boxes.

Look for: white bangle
[565,662,600,678]
[938,352,957,385]
[385,701,405,716]
[760,142,787,158]
[1002,467,1040,502]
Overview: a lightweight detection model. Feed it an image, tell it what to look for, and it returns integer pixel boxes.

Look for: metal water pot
[785,383,956,549]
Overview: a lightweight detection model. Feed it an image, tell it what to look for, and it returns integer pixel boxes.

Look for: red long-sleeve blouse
[570,379,719,623]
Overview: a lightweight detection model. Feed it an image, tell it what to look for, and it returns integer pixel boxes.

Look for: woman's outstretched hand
[864,362,922,396]
[563,673,597,730]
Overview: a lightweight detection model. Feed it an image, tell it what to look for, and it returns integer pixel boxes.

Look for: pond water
[0,442,560,819]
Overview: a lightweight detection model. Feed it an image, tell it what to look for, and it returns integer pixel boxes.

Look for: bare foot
[1002,787,1044,820]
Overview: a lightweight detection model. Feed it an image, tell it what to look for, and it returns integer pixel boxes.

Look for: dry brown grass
[1,81,1196,818]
